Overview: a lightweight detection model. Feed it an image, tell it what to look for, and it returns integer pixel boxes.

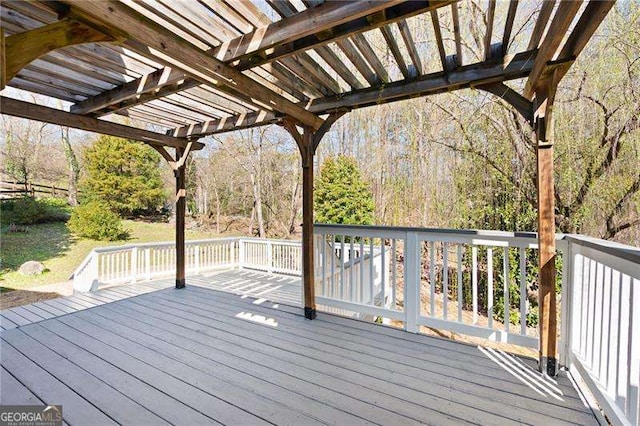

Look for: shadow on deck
[1,270,597,425]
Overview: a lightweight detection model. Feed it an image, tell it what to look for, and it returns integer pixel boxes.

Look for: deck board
[19,303,58,320]
[100,299,489,424]
[19,323,220,426]
[53,315,316,425]
[130,288,595,425]
[9,306,48,322]
[1,366,44,405]
[1,330,170,425]
[0,270,597,425]
[0,281,173,331]
[71,309,385,426]
[0,338,118,425]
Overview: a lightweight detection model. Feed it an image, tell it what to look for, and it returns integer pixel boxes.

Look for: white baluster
[472,246,478,325]
[443,242,448,320]
[131,247,138,283]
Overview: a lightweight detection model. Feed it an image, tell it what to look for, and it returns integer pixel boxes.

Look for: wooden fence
[0,180,76,200]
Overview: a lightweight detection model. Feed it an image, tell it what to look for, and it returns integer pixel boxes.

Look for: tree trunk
[61,127,79,206]
[249,204,255,236]
[288,173,301,235]
[250,172,266,238]
[211,174,221,234]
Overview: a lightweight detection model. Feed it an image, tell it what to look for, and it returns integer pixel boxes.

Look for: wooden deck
[1,271,597,425]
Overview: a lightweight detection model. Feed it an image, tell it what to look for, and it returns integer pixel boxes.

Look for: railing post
[267,240,273,274]
[405,231,420,333]
[131,247,138,283]
[230,240,236,268]
[194,244,200,274]
[238,239,245,269]
[560,239,574,369]
[145,248,151,281]
[90,250,99,291]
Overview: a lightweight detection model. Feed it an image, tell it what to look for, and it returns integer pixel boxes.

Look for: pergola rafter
[0,0,616,377]
[168,50,537,138]
[63,0,324,130]
[69,0,449,118]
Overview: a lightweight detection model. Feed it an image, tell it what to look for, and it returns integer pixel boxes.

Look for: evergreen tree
[315,155,374,225]
[81,136,166,216]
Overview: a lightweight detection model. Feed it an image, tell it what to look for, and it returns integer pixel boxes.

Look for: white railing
[238,238,302,275]
[314,234,389,320]
[562,235,640,426]
[72,237,301,292]
[314,224,550,349]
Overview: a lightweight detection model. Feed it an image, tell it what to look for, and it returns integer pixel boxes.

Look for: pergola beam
[3,18,114,85]
[430,10,448,72]
[381,25,410,79]
[552,0,616,83]
[70,67,186,115]
[398,20,423,75]
[524,1,583,99]
[63,0,323,130]
[527,1,556,51]
[230,1,452,70]
[70,0,450,118]
[484,0,496,61]
[451,4,463,67]
[0,96,202,150]
[216,0,405,64]
[168,50,537,138]
[311,50,536,111]
[502,1,519,56]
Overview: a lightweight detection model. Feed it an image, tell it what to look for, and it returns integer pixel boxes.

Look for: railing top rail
[92,237,243,253]
[240,237,301,246]
[69,249,95,279]
[314,223,567,241]
[90,236,305,254]
[565,234,640,265]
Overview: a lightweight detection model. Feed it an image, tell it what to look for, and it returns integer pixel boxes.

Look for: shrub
[1,196,70,225]
[67,201,129,241]
[81,135,166,216]
[315,155,375,225]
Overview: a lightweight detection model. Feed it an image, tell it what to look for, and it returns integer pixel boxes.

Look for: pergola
[0,0,615,376]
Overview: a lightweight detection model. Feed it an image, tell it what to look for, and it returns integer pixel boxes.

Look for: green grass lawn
[0,220,220,291]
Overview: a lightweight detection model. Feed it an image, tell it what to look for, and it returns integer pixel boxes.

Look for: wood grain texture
[502,0,519,55]
[524,1,583,98]
[64,0,323,130]
[0,97,203,150]
[168,50,537,138]
[4,18,113,82]
[0,28,5,89]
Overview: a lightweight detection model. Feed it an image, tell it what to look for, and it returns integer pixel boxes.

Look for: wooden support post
[537,141,557,376]
[175,148,187,289]
[301,132,316,319]
[534,82,558,377]
[283,111,346,320]
[1,28,6,90]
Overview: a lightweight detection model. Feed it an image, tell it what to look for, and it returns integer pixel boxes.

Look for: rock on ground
[18,261,46,275]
